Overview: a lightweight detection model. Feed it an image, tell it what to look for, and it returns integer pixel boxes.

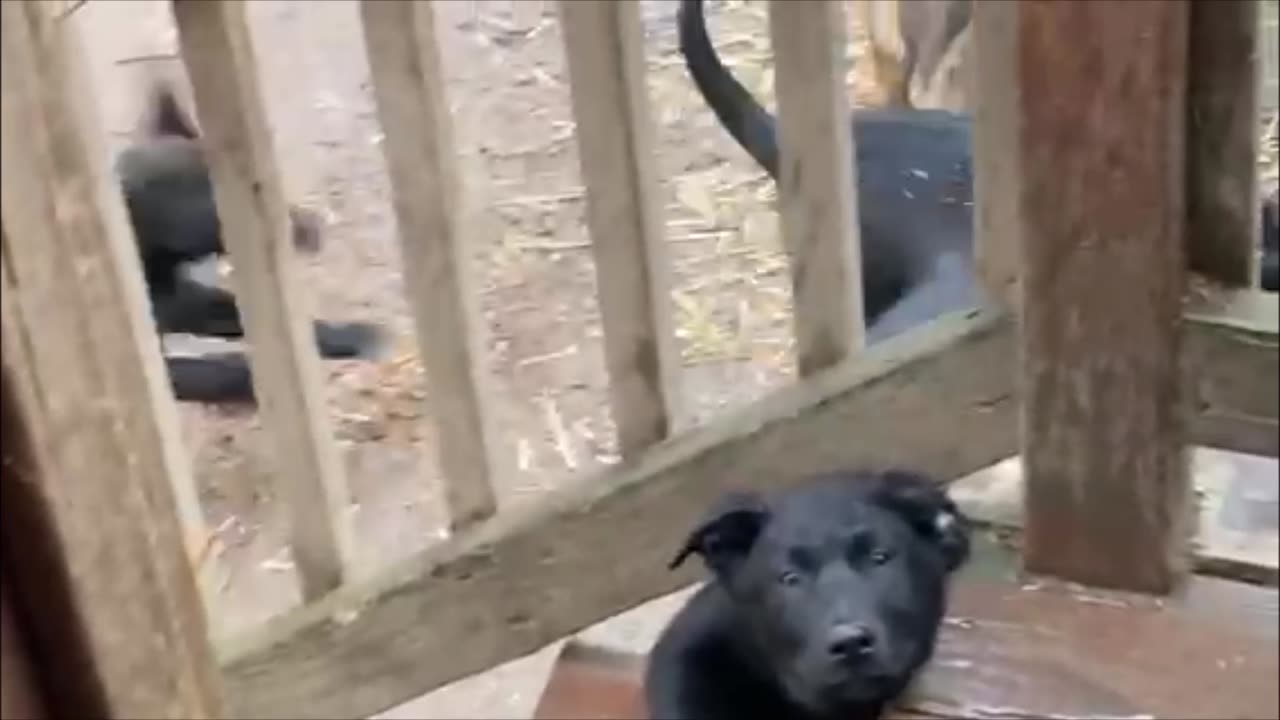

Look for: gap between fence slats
[361,0,500,529]
[559,0,681,459]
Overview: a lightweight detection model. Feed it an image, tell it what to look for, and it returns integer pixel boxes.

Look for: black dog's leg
[166,353,256,404]
[153,276,385,359]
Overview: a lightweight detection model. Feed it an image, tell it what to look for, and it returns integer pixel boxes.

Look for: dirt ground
[67,1,1278,717]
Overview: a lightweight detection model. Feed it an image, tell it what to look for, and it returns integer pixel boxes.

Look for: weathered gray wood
[951,447,1279,587]
[361,1,500,529]
[971,0,1021,309]
[1186,289,1279,458]
[1186,0,1259,287]
[559,0,682,458]
[770,0,867,374]
[3,1,215,609]
[218,309,1019,719]
[171,0,352,600]
[0,3,223,715]
[1016,0,1192,594]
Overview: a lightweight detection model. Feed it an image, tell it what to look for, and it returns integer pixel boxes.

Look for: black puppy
[678,0,1279,337]
[646,469,971,720]
[117,82,384,403]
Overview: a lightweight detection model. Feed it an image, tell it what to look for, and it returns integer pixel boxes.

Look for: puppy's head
[671,469,970,715]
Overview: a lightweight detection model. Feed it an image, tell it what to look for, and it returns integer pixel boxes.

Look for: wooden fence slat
[0,3,222,715]
[360,0,499,530]
[1016,1,1193,594]
[972,0,1021,309]
[559,0,681,458]
[769,0,867,375]
[170,0,351,600]
[1186,0,1259,287]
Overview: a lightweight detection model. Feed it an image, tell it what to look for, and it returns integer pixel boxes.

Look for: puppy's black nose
[827,624,876,660]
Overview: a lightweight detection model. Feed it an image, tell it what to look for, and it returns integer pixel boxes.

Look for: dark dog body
[646,469,970,720]
[118,84,383,403]
[678,0,1278,335]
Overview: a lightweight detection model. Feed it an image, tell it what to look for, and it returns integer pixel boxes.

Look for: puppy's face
[671,470,970,716]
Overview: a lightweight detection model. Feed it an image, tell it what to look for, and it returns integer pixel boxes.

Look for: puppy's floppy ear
[669,491,770,579]
[869,469,971,572]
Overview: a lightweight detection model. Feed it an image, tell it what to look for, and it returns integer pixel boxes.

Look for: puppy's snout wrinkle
[827,623,877,661]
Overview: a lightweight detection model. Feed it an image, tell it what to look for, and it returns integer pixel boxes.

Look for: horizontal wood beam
[218,308,1020,719]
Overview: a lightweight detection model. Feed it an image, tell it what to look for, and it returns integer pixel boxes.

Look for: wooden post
[361,0,501,530]
[559,0,682,458]
[770,0,867,375]
[171,0,353,600]
[0,3,223,714]
[1186,0,1259,287]
[1015,1,1193,594]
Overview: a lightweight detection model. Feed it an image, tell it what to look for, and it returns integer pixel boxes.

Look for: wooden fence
[1,1,1276,718]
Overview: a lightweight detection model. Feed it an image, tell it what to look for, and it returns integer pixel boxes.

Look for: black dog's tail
[678,0,780,179]
[143,80,200,140]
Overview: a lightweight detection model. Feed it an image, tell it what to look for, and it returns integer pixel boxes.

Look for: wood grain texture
[1016,0,1193,594]
[218,309,1018,719]
[1185,289,1279,458]
[1186,0,1259,287]
[971,0,1020,310]
[361,0,500,529]
[0,3,222,715]
[559,0,682,458]
[771,0,867,374]
[172,0,351,600]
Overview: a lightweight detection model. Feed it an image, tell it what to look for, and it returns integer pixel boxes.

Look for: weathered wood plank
[770,0,867,374]
[971,0,1020,309]
[0,3,222,715]
[951,447,1280,587]
[3,0,215,607]
[361,1,500,529]
[559,0,681,457]
[171,0,352,600]
[218,309,1019,719]
[1186,0,1259,287]
[1186,288,1279,458]
[1016,0,1193,594]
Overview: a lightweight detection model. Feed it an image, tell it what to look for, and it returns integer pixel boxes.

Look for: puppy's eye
[778,570,802,586]
[870,549,893,565]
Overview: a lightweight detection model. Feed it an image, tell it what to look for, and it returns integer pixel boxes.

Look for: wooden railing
[1,2,1275,719]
